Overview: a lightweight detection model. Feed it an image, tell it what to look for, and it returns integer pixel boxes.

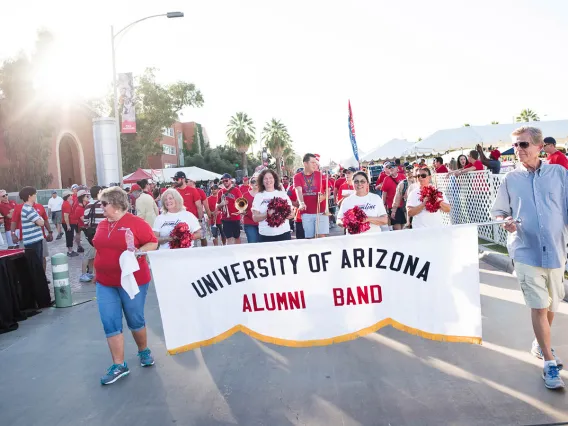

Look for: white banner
[148,226,482,354]
[118,72,136,134]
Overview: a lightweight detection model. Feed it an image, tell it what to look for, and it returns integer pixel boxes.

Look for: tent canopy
[123,166,222,183]
[361,139,416,162]
[123,168,152,184]
[411,120,568,155]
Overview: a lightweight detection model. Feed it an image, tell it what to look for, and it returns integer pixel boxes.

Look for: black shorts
[259,232,291,243]
[211,223,225,239]
[222,220,241,239]
[388,207,406,225]
[295,222,305,239]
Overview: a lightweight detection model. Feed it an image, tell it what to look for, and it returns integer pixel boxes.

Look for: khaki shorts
[42,238,50,258]
[514,261,565,312]
[84,244,96,260]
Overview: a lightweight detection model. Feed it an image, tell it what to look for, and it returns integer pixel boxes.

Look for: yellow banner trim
[167,318,482,355]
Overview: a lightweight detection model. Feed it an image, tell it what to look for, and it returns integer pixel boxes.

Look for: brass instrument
[324,175,331,216]
[234,197,248,215]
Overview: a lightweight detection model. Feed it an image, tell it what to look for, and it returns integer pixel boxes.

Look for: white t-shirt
[252,190,293,236]
[407,187,449,229]
[338,192,387,234]
[152,210,200,249]
[48,196,64,212]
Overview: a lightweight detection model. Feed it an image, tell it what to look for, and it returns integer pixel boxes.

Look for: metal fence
[435,170,507,246]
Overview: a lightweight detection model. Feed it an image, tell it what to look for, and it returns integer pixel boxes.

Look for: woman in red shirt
[93,187,158,385]
[242,176,259,243]
[61,191,78,257]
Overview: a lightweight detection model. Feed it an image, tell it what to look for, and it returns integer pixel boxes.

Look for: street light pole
[111,12,184,183]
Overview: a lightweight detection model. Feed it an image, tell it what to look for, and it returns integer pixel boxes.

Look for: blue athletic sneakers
[543,363,565,390]
[137,348,155,367]
[531,339,564,369]
[100,363,129,385]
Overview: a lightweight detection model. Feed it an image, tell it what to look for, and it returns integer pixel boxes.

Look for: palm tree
[491,121,499,125]
[463,123,471,127]
[226,112,256,176]
[283,146,296,177]
[516,109,540,122]
[262,118,290,178]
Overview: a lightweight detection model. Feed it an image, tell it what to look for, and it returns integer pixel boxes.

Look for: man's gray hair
[511,126,543,145]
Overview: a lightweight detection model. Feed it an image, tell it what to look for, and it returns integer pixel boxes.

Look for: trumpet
[234,197,248,215]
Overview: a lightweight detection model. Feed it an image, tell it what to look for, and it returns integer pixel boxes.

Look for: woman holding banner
[252,169,294,243]
[406,168,450,229]
[92,187,158,385]
[337,171,388,233]
[153,189,202,249]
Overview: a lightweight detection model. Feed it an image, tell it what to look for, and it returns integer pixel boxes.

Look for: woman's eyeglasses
[100,201,109,207]
[353,179,367,184]
[512,141,530,149]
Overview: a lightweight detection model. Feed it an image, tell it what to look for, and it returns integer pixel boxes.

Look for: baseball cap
[221,173,232,180]
[52,190,57,194]
[383,161,394,168]
[131,184,141,191]
[77,190,88,197]
[243,176,249,180]
[71,184,79,190]
[346,167,357,173]
[544,137,557,146]
[173,171,187,180]
[0,189,6,197]
[490,149,501,160]
[63,190,72,197]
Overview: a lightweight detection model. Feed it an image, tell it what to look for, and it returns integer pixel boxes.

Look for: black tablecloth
[0,250,52,334]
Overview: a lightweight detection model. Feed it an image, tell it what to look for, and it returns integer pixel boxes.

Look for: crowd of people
[1,126,567,390]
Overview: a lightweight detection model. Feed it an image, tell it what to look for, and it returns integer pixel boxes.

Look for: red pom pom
[169,222,193,249]
[419,185,443,213]
[342,206,371,234]
[266,197,292,228]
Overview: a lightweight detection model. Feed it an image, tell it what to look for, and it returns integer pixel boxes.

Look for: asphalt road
[2,223,568,425]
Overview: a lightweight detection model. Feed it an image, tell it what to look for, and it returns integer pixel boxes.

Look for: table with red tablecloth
[0,249,52,334]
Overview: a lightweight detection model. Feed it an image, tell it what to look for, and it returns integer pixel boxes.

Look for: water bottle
[125,228,136,252]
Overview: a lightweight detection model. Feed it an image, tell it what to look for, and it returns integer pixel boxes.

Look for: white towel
[119,251,140,299]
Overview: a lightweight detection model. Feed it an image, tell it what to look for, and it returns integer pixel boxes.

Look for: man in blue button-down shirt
[492,126,567,390]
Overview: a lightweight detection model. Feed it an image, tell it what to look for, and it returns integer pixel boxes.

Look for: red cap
[131,184,141,191]
[490,150,501,160]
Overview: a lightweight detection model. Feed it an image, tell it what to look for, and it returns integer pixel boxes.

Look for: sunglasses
[512,141,530,149]
[250,180,257,184]
[417,174,429,179]
[222,179,230,183]
[100,201,109,207]
[353,179,367,184]
[1,195,6,197]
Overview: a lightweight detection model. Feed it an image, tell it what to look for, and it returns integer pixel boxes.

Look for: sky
[2,0,568,164]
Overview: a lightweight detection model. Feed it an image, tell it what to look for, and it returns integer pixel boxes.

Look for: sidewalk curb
[478,245,515,274]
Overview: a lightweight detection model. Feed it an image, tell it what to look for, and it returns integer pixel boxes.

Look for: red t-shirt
[74,204,85,230]
[207,196,221,225]
[196,188,207,201]
[281,183,292,192]
[242,191,257,226]
[334,177,346,192]
[381,174,404,209]
[397,166,405,174]
[61,200,76,225]
[472,160,484,171]
[176,186,201,217]
[239,184,249,195]
[11,203,49,237]
[375,172,387,189]
[216,186,243,221]
[293,171,326,214]
[436,165,449,173]
[548,151,568,170]
[337,182,355,204]
[0,200,17,229]
[93,213,157,287]
[287,187,302,223]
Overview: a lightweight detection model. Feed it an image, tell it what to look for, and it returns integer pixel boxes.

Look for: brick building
[147,121,209,169]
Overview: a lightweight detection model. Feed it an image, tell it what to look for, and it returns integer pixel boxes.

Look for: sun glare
[32,42,107,101]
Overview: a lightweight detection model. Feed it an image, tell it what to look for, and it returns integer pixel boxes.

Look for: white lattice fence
[434,171,507,246]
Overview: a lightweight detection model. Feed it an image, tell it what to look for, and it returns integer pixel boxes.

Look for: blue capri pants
[96,282,149,338]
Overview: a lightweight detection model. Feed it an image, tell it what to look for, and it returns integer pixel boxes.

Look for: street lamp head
[167,12,184,18]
